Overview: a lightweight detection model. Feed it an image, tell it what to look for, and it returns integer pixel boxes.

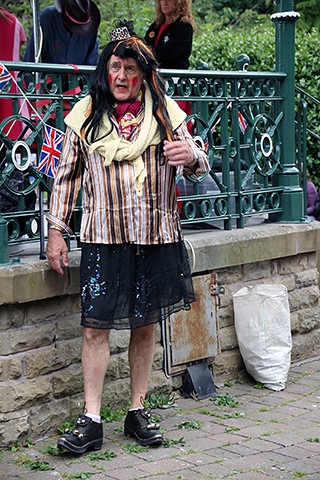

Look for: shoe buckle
[146,422,160,430]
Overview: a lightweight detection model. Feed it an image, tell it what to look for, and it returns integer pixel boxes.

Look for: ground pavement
[1,351,320,480]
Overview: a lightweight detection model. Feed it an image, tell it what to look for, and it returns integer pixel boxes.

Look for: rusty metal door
[162,273,222,376]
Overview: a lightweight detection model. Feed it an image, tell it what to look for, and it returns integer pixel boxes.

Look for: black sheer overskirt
[80,241,195,330]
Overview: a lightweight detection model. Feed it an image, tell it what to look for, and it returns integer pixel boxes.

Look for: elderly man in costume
[46,21,210,453]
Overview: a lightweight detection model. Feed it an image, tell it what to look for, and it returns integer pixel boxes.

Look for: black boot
[57,414,103,454]
[124,408,163,446]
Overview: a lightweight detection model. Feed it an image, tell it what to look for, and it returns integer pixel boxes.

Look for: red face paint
[130,76,139,89]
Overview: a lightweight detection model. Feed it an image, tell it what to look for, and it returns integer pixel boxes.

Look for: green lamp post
[270,0,305,222]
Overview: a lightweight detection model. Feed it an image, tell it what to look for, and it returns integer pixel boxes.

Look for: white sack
[232,284,292,391]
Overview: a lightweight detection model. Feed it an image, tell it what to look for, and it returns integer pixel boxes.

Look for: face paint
[130,76,139,89]
[108,55,144,103]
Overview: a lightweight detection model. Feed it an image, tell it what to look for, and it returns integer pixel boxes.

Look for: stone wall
[1,221,320,446]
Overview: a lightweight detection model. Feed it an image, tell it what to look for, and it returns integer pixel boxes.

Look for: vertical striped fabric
[48,111,209,245]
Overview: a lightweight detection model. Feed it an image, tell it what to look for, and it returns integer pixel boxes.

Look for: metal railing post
[0,214,9,264]
[270,0,305,222]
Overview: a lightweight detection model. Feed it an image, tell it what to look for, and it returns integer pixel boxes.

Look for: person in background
[0,8,28,143]
[145,0,196,70]
[306,170,317,219]
[23,0,100,65]
[46,21,210,454]
[145,0,197,212]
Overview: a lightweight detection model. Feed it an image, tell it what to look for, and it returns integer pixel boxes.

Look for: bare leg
[129,323,156,409]
[82,327,110,415]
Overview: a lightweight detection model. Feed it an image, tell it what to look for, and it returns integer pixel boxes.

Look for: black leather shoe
[57,414,103,454]
[124,408,163,446]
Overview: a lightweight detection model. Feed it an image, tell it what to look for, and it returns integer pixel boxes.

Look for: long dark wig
[81,33,174,145]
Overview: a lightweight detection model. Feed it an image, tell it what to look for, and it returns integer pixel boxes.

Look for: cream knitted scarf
[64,83,186,196]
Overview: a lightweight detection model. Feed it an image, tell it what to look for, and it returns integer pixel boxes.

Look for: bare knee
[83,327,110,346]
[130,324,156,344]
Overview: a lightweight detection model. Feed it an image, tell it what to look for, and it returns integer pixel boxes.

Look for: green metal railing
[0,1,314,264]
[0,61,309,264]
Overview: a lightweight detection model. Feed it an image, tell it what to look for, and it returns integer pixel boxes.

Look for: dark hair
[81,32,174,145]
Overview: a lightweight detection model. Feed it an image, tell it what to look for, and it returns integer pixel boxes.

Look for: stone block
[1,377,52,413]
[0,355,22,380]
[243,260,271,281]
[102,378,131,409]
[152,345,164,370]
[291,329,320,360]
[216,267,242,286]
[52,364,83,398]
[29,399,68,437]
[295,269,319,288]
[27,297,73,324]
[105,355,119,381]
[289,285,320,311]
[290,311,300,333]
[298,307,320,333]
[0,410,29,447]
[218,325,238,351]
[218,284,235,309]
[25,344,71,378]
[70,393,86,418]
[67,338,82,364]
[277,254,308,275]
[117,353,130,379]
[307,251,317,266]
[216,304,234,328]
[277,273,296,292]
[0,305,24,330]
[109,330,130,353]
[213,348,244,377]
[8,324,56,354]
[0,331,11,355]
[56,314,82,340]
[148,370,172,396]
[72,294,81,313]
[155,323,162,343]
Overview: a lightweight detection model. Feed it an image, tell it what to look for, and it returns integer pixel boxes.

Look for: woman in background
[145,0,197,211]
[0,8,28,143]
[145,0,196,70]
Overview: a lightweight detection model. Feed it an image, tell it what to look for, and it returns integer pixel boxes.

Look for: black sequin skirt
[80,241,195,330]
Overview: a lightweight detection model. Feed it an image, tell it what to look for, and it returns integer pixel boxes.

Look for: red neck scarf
[113,86,144,123]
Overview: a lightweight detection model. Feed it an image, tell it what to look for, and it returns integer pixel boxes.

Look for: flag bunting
[38,125,65,178]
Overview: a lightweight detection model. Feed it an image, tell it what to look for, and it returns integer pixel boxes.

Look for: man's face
[108,55,144,103]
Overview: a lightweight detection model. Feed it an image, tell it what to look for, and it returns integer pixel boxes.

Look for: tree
[296,0,320,30]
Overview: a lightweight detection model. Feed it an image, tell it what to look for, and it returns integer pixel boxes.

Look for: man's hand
[163,139,195,167]
[46,229,69,275]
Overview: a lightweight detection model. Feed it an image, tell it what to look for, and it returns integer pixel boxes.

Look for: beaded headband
[110,26,131,42]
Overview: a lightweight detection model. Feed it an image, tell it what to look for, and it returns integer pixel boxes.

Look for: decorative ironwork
[0,59,308,263]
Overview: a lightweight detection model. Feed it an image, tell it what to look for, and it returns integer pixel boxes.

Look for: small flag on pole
[38,125,65,178]
[0,63,12,92]
[238,111,248,134]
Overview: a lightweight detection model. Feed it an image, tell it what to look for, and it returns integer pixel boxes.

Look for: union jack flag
[238,111,248,134]
[0,63,12,92]
[38,125,65,178]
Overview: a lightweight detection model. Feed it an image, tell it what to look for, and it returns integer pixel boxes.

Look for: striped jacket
[47,109,210,245]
